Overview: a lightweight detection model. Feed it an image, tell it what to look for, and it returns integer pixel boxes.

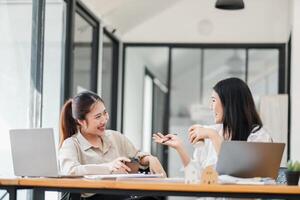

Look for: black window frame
[63,0,100,101]
[102,28,120,130]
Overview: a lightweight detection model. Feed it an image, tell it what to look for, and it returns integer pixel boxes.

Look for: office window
[248,49,279,98]
[0,0,32,177]
[43,0,66,145]
[72,12,94,94]
[64,2,99,99]
[169,48,202,177]
[42,1,66,199]
[142,74,153,153]
[123,47,169,150]
[101,31,119,129]
[0,1,33,199]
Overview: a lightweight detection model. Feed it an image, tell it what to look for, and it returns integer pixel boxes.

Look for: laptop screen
[216,141,285,179]
[9,128,60,177]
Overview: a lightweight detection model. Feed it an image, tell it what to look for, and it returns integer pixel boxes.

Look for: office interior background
[1,0,300,199]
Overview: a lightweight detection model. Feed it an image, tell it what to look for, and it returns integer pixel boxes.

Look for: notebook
[216,141,285,179]
[9,128,81,178]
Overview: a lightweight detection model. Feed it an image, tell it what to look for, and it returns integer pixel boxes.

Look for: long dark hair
[59,91,103,147]
[213,77,262,141]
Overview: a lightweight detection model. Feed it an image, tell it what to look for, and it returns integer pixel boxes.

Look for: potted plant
[285,160,300,185]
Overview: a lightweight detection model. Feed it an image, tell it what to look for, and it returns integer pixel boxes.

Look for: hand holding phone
[124,157,140,173]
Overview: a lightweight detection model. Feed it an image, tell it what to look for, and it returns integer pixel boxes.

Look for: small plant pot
[285,171,300,185]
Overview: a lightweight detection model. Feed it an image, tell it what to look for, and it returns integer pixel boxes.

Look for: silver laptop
[9,128,80,178]
[216,141,285,179]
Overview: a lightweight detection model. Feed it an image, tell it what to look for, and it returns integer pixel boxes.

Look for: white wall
[290,0,300,161]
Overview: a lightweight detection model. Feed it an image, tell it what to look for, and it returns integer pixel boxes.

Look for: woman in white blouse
[153,77,272,170]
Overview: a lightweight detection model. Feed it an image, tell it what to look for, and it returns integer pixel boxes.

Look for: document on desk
[218,175,276,185]
[84,173,163,180]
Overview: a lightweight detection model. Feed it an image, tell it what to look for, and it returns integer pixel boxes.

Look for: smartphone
[124,157,140,173]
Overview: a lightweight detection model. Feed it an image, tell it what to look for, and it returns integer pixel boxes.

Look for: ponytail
[59,99,78,147]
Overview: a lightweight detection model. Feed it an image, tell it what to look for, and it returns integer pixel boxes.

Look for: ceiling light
[215,0,245,10]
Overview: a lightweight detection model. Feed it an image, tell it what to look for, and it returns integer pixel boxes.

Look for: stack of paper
[84,173,163,180]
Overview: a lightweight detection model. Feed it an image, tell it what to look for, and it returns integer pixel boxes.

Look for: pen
[162,134,177,143]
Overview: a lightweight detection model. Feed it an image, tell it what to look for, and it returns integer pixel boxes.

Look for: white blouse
[191,124,273,170]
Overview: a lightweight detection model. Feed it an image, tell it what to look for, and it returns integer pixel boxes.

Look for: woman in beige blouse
[59,91,166,177]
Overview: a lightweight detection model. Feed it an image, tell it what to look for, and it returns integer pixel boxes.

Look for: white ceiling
[82,0,292,43]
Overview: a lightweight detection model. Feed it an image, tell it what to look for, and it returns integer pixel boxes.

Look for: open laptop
[9,128,81,178]
[216,141,285,179]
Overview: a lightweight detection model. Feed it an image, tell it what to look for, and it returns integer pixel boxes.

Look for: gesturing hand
[152,132,182,149]
[109,157,131,174]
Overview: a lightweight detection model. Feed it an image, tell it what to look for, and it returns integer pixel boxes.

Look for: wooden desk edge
[0,178,19,186]
[15,178,300,195]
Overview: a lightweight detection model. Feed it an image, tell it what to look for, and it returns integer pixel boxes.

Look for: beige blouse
[59,130,150,175]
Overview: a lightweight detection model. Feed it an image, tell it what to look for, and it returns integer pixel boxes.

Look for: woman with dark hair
[153,77,272,170]
[59,91,165,199]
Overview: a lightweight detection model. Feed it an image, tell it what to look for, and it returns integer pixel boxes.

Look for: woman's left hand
[140,155,167,177]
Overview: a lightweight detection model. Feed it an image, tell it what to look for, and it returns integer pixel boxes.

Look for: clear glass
[72,12,93,95]
[101,33,113,128]
[169,48,202,178]
[123,47,168,150]
[151,83,167,161]
[142,75,153,153]
[43,0,66,146]
[0,0,32,177]
[248,49,279,102]
[44,1,66,199]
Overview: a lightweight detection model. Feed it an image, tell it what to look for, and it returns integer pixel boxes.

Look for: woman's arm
[119,132,167,176]
[188,125,223,154]
[153,133,191,167]
[175,144,191,167]
[207,130,223,154]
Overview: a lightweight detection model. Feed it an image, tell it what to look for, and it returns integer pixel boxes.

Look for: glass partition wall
[71,7,98,96]
[63,1,99,101]
[123,47,169,168]
[101,30,119,129]
[123,45,287,177]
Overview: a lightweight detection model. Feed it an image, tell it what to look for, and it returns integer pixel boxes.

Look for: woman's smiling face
[79,101,109,136]
[211,90,223,124]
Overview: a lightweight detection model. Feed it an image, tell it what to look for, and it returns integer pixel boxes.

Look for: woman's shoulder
[104,130,126,141]
[248,127,273,142]
[105,129,122,137]
[60,134,80,149]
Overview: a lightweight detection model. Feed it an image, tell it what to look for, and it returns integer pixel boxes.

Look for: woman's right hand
[152,132,183,149]
[109,157,131,174]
